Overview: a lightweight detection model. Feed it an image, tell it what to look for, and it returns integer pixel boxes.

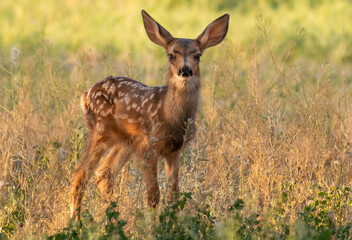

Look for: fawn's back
[81,75,196,155]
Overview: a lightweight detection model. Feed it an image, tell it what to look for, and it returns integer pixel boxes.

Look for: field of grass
[1,0,352,239]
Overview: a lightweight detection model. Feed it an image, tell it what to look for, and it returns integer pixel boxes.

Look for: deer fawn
[70,10,229,218]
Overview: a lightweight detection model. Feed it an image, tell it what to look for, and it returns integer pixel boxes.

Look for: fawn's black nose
[178,66,193,77]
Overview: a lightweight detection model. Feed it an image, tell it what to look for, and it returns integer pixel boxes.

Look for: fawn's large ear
[196,14,229,50]
[142,10,174,48]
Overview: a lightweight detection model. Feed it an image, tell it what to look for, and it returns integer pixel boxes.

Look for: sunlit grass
[1,0,352,238]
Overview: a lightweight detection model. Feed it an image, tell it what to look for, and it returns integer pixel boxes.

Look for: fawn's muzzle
[178,66,193,77]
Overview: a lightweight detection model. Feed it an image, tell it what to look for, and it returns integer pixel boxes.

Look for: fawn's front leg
[143,151,160,208]
[164,150,180,201]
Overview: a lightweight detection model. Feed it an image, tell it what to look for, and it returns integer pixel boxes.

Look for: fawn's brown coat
[70,10,229,218]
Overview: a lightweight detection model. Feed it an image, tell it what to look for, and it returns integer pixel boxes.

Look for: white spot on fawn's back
[94,108,100,115]
[103,93,109,100]
[127,118,137,123]
[118,91,125,98]
[124,95,131,105]
[114,113,128,119]
[107,84,116,95]
[141,98,149,107]
[147,103,153,113]
[102,82,110,90]
[94,91,103,99]
[150,108,158,117]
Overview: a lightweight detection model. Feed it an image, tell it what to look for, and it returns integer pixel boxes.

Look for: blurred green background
[1,0,352,62]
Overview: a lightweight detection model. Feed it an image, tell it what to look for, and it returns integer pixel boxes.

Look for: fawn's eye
[194,54,202,62]
[168,54,175,61]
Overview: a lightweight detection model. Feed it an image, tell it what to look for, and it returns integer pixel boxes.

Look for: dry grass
[1,26,352,238]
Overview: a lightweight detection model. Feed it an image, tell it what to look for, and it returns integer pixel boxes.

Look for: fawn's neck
[163,72,201,124]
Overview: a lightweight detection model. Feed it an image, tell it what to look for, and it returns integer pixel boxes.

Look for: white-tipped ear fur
[142,10,174,48]
[196,14,229,50]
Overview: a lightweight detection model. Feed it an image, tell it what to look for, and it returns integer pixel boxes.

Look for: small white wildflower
[150,137,159,142]
[10,46,20,64]
[58,148,68,160]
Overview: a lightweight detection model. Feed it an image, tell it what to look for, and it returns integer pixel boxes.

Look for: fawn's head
[142,10,229,84]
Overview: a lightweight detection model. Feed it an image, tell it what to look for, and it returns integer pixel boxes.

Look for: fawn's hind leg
[95,145,131,201]
[70,134,109,219]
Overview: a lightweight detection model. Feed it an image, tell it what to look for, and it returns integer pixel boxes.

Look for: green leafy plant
[214,199,264,240]
[298,185,352,239]
[0,204,26,239]
[153,192,215,240]
[47,202,127,240]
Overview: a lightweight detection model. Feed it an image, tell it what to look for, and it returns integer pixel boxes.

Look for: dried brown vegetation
[1,21,352,238]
